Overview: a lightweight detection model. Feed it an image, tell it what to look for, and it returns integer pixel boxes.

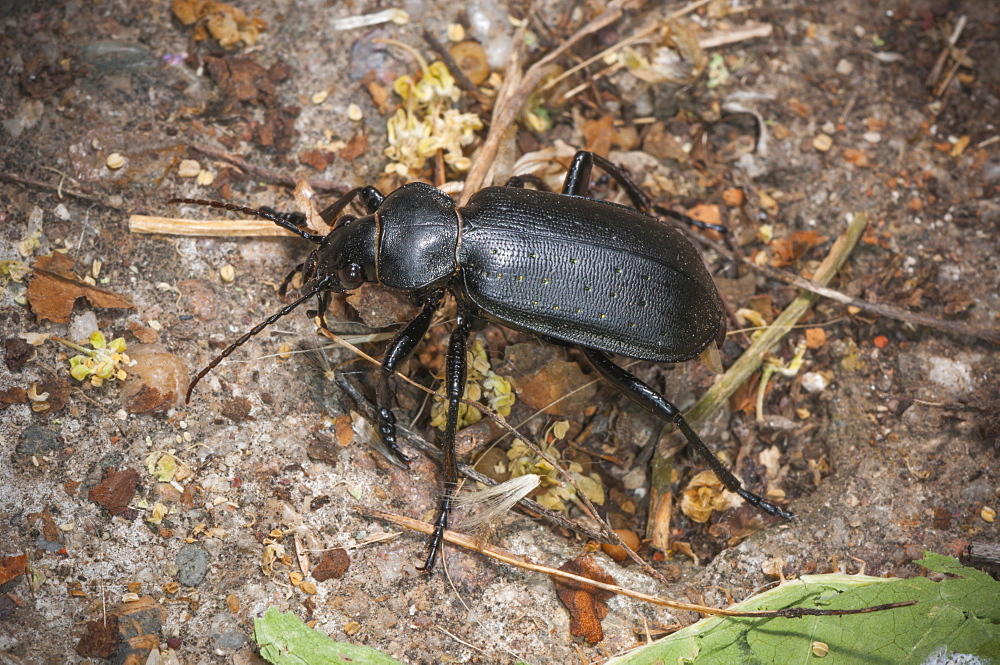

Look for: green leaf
[253,608,405,665]
[606,553,1000,665]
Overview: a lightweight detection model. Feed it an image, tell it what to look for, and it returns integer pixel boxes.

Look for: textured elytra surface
[460,187,723,361]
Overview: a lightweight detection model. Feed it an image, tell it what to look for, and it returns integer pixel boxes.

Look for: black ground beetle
[173,150,793,570]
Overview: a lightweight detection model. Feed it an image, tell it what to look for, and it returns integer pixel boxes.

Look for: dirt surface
[1,1,997,663]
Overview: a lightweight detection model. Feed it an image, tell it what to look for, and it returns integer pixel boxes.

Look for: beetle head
[303,213,379,293]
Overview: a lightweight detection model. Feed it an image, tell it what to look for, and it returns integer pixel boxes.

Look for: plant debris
[26,253,133,324]
[553,555,616,644]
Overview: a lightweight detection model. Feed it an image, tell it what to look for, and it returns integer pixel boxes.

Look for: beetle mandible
[174,150,793,570]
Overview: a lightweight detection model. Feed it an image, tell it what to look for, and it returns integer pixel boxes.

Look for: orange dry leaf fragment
[769,230,825,268]
[787,98,810,118]
[332,414,355,447]
[722,188,745,206]
[686,204,723,229]
[88,467,141,516]
[843,148,870,167]
[950,136,970,157]
[804,327,827,349]
[553,555,615,644]
[583,114,615,157]
[26,253,133,324]
[0,554,27,585]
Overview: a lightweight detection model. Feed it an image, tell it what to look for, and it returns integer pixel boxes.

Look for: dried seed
[106,152,125,169]
[219,264,235,283]
[448,41,490,85]
[347,103,363,121]
[177,159,201,178]
[812,134,833,152]
[195,169,214,186]
[446,23,465,42]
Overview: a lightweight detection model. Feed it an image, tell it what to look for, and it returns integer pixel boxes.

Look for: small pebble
[177,159,201,178]
[176,544,210,587]
[15,425,63,455]
[801,372,828,393]
[600,529,640,562]
[209,612,247,650]
[835,59,853,75]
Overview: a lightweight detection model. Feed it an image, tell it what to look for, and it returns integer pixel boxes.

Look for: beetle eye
[338,263,365,289]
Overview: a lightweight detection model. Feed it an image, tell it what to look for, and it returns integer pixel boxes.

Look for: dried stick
[690,233,1000,344]
[687,213,869,429]
[0,171,120,210]
[128,214,299,237]
[363,507,916,619]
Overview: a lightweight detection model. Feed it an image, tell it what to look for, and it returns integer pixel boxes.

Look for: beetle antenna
[168,198,327,243]
[185,279,329,403]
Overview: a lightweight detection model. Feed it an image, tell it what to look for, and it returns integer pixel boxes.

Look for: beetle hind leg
[562,151,653,213]
[419,304,473,571]
[582,348,793,521]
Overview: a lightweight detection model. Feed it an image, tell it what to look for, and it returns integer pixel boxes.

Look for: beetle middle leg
[504,174,550,191]
[583,348,794,521]
[419,304,474,571]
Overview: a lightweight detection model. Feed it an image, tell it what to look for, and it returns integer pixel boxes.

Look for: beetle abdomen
[458,187,722,362]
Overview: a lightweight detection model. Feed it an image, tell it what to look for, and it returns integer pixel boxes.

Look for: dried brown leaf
[769,230,825,268]
[88,467,141,516]
[553,555,615,644]
[27,253,133,324]
[0,554,27,585]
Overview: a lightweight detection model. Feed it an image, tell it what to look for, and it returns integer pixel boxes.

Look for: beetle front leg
[318,185,385,224]
[374,292,443,468]
[419,307,473,571]
[583,348,793,521]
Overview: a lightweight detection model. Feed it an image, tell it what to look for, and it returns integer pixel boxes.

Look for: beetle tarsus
[737,489,794,520]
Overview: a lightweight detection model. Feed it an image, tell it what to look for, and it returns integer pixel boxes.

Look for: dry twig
[128,214,299,237]
[690,232,1000,344]
[364,507,916,619]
